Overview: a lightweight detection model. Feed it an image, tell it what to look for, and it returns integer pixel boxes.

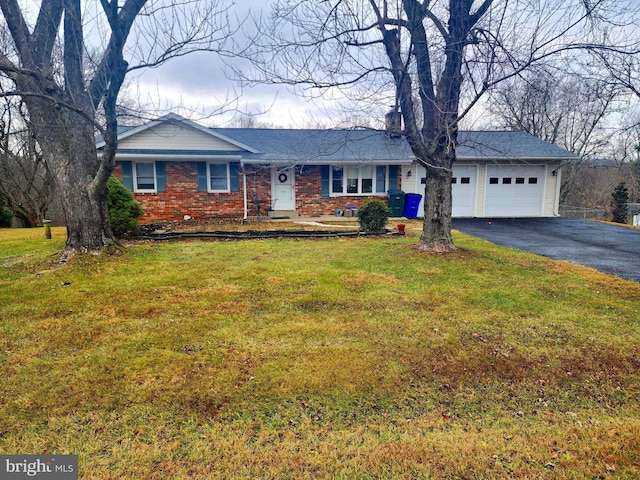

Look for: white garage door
[416,164,477,217]
[484,165,545,217]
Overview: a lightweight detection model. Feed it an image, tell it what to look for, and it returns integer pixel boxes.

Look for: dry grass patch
[1,227,639,478]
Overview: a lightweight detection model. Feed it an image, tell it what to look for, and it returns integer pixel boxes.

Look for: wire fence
[559,205,606,220]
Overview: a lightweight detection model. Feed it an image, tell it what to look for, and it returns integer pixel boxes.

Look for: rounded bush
[357,199,390,233]
[107,175,143,237]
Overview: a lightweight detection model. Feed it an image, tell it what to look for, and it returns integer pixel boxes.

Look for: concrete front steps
[268,210,300,219]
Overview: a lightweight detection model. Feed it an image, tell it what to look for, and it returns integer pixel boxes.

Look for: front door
[272,167,295,210]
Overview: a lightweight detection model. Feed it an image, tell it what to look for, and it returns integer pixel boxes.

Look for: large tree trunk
[27,99,115,252]
[58,155,114,252]
[57,117,114,253]
[0,0,188,253]
[417,160,455,252]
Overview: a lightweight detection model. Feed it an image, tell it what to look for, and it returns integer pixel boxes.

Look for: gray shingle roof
[211,128,414,164]
[212,128,576,163]
[101,114,577,163]
[456,131,576,160]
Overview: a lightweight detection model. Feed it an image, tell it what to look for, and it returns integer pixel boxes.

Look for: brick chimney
[385,110,402,138]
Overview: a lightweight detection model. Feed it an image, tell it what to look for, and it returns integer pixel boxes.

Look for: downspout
[554,165,562,216]
[242,161,248,221]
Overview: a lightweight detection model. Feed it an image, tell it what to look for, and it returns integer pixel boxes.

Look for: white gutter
[114,154,243,161]
[242,161,248,221]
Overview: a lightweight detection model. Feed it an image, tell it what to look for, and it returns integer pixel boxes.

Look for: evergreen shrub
[107,175,143,237]
[611,182,629,224]
[357,199,390,233]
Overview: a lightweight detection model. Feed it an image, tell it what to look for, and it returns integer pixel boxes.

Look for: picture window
[330,166,387,195]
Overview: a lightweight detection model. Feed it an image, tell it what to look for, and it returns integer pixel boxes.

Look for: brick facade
[114,162,246,223]
[294,166,387,216]
[114,162,392,223]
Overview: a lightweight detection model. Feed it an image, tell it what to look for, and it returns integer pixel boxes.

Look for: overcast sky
[130,0,337,128]
[127,0,640,130]
[133,51,331,128]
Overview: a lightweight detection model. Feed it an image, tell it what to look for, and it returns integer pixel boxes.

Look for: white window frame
[133,161,157,193]
[330,165,388,196]
[207,162,231,193]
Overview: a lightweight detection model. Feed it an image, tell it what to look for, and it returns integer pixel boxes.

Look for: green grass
[1,226,639,478]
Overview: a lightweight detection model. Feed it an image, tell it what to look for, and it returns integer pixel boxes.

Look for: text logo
[1,455,77,479]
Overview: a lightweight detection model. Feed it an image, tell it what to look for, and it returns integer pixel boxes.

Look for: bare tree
[0,0,235,253]
[0,97,57,227]
[242,0,640,251]
[589,44,640,101]
[487,66,623,202]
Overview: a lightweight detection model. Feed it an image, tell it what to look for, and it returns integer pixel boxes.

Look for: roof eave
[241,158,414,165]
[454,156,577,162]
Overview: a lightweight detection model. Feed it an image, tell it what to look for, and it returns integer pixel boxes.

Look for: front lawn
[1,226,639,478]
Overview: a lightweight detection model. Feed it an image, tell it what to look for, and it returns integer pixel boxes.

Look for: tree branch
[0,0,33,61]
[63,0,86,98]
[0,91,106,137]
[88,0,147,109]
[31,1,64,65]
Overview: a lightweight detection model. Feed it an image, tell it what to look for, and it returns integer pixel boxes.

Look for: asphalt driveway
[452,218,640,282]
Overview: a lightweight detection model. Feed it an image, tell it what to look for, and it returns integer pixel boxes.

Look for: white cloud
[126,0,338,127]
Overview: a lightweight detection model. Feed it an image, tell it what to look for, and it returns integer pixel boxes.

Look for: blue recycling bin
[403,193,422,218]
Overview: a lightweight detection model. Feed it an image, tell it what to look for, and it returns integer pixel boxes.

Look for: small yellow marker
[43,219,52,239]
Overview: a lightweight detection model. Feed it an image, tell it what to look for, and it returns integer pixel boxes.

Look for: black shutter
[230,162,240,192]
[321,166,330,196]
[156,161,166,192]
[197,162,208,192]
[120,161,133,191]
[389,165,399,189]
[376,165,386,193]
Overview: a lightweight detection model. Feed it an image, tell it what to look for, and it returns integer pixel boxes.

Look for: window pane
[502,177,512,184]
[347,167,358,193]
[210,164,228,190]
[210,177,228,190]
[361,166,373,193]
[332,166,343,193]
[136,163,155,190]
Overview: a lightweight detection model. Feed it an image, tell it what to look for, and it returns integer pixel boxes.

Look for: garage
[416,164,478,217]
[484,164,546,217]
